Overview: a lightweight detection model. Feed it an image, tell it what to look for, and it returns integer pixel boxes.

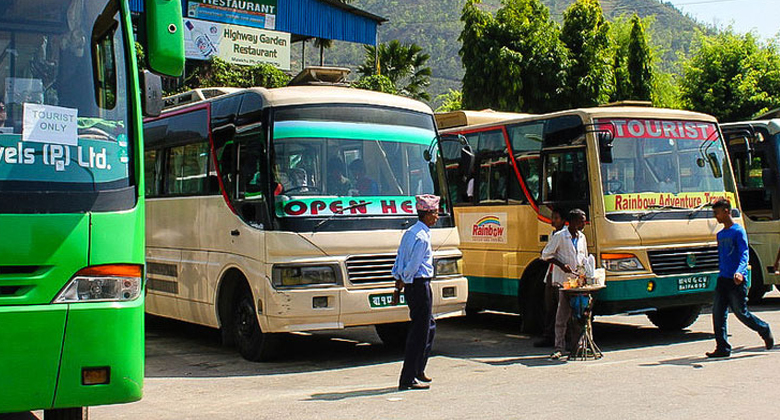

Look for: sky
[666,0,779,40]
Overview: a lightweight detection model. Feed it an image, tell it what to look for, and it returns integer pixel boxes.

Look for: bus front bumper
[593,272,718,315]
[262,276,468,333]
[0,298,144,413]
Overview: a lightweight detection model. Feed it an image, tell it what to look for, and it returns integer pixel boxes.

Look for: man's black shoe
[533,338,554,348]
[705,349,731,358]
[416,373,432,383]
[764,331,774,350]
[398,381,430,391]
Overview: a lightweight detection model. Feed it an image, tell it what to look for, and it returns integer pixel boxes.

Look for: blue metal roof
[129,0,382,45]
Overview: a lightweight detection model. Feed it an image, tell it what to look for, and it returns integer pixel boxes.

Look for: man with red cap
[392,194,440,391]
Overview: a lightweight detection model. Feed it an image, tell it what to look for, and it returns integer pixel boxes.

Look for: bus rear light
[53,264,143,303]
[82,367,110,385]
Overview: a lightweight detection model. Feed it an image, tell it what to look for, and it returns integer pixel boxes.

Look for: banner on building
[187,0,277,30]
[184,18,290,70]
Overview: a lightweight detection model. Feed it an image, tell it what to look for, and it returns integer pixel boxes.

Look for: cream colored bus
[721,116,780,302]
[143,87,468,361]
[438,106,742,332]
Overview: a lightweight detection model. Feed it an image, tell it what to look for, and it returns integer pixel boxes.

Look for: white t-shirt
[541,228,588,285]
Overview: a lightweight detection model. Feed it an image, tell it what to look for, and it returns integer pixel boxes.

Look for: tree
[183,58,290,90]
[352,74,397,94]
[560,0,613,107]
[459,0,568,113]
[434,89,463,112]
[357,40,432,101]
[626,14,653,101]
[680,30,780,122]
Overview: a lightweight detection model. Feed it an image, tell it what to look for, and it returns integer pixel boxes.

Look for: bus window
[508,122,544,203]
[543,149,589,206]
[165,142,210,195]
[476,130,508,204]
[145,149,160,196]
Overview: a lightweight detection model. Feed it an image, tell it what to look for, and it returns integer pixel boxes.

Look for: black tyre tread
[44,407,88,420]
[375,322,409,349]
[233,284,279,362]
[520,265,547,334]
[647,305,701,331]
[748,255,767,304]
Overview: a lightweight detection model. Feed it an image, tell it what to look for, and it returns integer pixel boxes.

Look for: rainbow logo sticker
[472,215,505,241]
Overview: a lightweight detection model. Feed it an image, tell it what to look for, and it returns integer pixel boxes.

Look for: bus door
[724,126,780,220]
[538,116,593,243]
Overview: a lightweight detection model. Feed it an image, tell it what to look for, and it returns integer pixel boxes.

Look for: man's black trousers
[399,277,436,386]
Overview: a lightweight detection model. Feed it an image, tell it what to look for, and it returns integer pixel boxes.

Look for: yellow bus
[437,106,741,332]
[721,116,780,302]
[142,86,468,360]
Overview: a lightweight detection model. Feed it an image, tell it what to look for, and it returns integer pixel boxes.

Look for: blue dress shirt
[392,221,434,284]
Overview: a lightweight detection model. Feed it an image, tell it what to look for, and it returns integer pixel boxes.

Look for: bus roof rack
[163,88,242,110]
[598,100,653,107]
[288,66,351,87]
[435,109,532,130]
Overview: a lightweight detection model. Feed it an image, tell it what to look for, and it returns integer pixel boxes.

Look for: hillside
[292,0,705,106]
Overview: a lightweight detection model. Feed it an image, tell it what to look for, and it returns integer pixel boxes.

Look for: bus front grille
[647,246,719,276]
[346,255,396,284]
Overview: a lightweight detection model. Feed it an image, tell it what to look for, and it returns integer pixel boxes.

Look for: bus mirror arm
[141,71,163,117]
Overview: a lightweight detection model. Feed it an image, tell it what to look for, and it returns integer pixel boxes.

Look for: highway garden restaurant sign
[184,18,290,70]
[187,0,277,30]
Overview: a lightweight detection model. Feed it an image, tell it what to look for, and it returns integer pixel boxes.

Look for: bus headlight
[272,265,338,287]
[435,258,461,277]
[53,265,143,303]
[601,254,645,272]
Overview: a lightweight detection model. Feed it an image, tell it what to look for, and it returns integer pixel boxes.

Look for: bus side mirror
[141,71,163,117]
[598,133,614,164]
[144,0,185,77]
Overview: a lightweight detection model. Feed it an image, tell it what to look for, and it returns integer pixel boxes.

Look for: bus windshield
[0,0,132,213]
[272,105,443,218]
[597,119,734,213]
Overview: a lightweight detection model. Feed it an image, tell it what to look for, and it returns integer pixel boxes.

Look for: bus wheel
[520,267,546,334]
[44,407,88,420]
[232,284,279,362]
[465,306,482,317]
[647,305,701,331]
[748,253,768,304]
[375,322,409,349]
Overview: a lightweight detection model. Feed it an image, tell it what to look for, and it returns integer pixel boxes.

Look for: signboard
[459,213,508,244]
[184,18,290,70]
[187,0,277,30]
[596,119,718,141]
[276,196,417,218]
[603,191,736,213]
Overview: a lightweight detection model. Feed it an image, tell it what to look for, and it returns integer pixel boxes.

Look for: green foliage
[460,0,568,113]
[560,0,613,107]
[183,58,290,90]
[358,40,432,101]
[435,89,463,112]
[680,30,780,122]
[135,42,146,70]
[353,74,398,94]
[627,15,653,100]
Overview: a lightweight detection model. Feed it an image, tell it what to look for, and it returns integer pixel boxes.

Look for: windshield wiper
[645,204,689,211]
[687,201,713,218]
[313,202,369,231]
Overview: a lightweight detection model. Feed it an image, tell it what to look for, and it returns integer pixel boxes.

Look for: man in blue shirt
[392,194,439,390]
[707,199,774,358]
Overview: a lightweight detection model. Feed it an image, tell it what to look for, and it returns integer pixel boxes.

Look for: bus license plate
[369,293,406,308]
[677,276,709,291]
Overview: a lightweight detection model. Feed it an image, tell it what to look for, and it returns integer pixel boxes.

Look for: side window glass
[144,150,159,196]
[165,142,209,195]
[476,130,508,204]
[543,149,589,206]
[508,122,544,203]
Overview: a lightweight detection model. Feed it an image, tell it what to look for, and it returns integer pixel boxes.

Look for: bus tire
[748,251,768,304]
[465,306,482,317]
[44,407,88,420]
[232,283,279,362]
[647,305,701,331]
[519,263,547,334]
[375,322,410,349]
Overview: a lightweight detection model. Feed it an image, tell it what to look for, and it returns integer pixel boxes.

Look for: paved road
[7,293,780,420]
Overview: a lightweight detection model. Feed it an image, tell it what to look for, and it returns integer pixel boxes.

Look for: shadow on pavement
[305,386,399,401]
[639,345,774,368]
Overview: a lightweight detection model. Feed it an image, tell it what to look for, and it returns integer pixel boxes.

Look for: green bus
[0,0,183,418]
